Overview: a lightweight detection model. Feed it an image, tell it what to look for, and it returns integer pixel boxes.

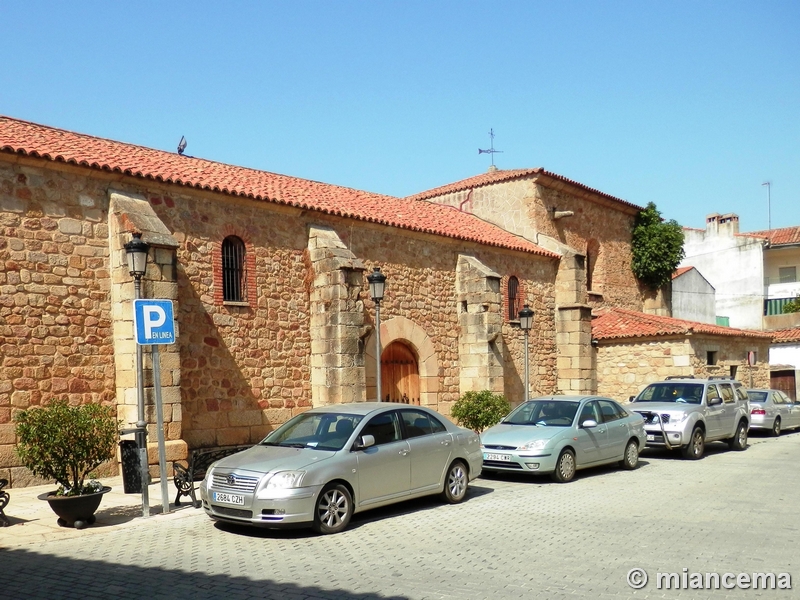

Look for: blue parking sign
[133,299,176,345]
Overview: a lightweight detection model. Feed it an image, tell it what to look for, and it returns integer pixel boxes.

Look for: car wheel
[681,427,705,460]
[620,439,639,470]
[312,483,353,535]
[551,449,576,483]
[771,418,781,438]
[728,421,748,451]
[441,460,468,503]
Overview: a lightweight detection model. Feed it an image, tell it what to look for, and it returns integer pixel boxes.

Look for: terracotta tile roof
[592,307,773,341]
[772,327,800,343]
[406,167,643,213]
[0,115,557,258]
[672,266,694,279]
[746,226,800,247]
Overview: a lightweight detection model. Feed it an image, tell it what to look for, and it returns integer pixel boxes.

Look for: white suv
[630,377,750,460]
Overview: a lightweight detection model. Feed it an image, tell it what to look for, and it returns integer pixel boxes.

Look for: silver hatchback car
[480,396,647,483]
[199,403,482,534]
[748,389,800,436]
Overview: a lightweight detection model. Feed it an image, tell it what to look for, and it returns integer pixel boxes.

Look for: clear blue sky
[2,1,798,230]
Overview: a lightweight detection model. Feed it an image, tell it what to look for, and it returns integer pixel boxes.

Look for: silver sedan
[481,396,647,482]
[199,403,483,534]
[748,389,800,436]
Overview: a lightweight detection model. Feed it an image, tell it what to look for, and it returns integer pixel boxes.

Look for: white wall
[770,344,800,369]
[672,269,716,323]
[681,226,765,329]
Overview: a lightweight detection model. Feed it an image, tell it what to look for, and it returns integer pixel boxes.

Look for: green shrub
[14,399,119,496]
[782,295,800,314]
[451,390,510,432]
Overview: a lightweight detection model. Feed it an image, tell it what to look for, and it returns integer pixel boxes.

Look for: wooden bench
[0,479,10,526]
[172,445,251,508]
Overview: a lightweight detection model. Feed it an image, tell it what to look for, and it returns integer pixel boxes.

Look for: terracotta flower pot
[38,486,111,529]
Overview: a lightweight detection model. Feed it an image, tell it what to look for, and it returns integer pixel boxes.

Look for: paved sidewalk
[0,475,199,547]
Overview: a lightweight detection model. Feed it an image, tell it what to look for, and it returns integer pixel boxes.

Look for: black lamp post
[367,267,387,401]
[124,232,150,516]
[518,304,534,402]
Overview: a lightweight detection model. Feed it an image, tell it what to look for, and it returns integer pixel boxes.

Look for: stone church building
[0,116,769,487]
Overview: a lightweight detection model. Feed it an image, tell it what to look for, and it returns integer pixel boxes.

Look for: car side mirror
[628,396,635,402]
[707,397,722,407]
[354,434,375,450]
[581,419,598,428]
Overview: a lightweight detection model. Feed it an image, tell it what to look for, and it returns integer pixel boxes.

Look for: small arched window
[586,239,601,293]
[222,236,246,302]
[507,276,520,321]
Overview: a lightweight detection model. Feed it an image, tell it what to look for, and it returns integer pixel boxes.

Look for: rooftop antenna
[478,128,503,170]
[762,181,771,230]
[177,136,187,156]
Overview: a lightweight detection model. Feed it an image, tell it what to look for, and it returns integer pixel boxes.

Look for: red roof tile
[746,226,800,247]
[592,307,773,341]
[772,327,800,343]
[672,266,694,279]
[0,116,557,259]
[406,167,643,213]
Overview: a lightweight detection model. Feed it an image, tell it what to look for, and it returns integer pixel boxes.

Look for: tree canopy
[631,202,685,290]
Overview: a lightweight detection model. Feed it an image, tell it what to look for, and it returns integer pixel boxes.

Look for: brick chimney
[705,213,739,236]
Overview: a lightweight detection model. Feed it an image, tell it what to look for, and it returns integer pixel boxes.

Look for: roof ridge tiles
[0,115,558,258]
[592,306,773,341]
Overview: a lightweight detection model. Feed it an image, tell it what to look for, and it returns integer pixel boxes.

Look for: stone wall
[424,175,645,312]
[0,161,115,486]
[596,335,771,403]
[1,156,560,485]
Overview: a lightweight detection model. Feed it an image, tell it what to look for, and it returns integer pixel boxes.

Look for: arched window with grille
[222,236,246,302]
[507,276,520,321]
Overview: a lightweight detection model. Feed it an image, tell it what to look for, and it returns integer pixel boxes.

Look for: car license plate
[213,491,244,505]
[646,434,654,441]
[484,453,511,462]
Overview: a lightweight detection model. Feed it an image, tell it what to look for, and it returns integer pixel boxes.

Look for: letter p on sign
[133,299,176,345]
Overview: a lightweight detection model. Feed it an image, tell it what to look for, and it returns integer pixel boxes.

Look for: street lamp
[518,304,534,402]
[367,267,387,402]
[124,232,150,516]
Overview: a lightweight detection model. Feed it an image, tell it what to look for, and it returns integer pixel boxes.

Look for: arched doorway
[381,341,420,404]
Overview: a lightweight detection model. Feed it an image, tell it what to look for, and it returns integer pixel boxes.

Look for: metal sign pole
[152,345,170,515]
[133,280,150,518]
[133,298,176,519]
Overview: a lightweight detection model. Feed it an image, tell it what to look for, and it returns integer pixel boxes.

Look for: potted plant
[14,399,119,529]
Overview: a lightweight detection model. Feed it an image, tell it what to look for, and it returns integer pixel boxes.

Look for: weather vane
[478,128,503,167]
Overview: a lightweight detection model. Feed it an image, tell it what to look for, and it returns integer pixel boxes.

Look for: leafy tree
[783,295,800,314]
[631,202,685,290]
[450,390,510,432]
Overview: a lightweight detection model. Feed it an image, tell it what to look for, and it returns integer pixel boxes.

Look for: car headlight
[518,439,548,451]
[265,470,306,490]
[667,413,689,425]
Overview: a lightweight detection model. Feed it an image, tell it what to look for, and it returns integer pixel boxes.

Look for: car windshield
[503,400,579,427]
[634,383,703,404]
[260,412,364,451]
[748,391,768,403]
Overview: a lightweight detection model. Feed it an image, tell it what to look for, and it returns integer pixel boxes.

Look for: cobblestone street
[3,432,798,599]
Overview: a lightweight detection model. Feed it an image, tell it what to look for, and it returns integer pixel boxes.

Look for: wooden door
[381,342,420,405]
[771,370,797,401]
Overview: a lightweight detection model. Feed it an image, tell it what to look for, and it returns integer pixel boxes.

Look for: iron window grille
[222,236,246,302]
[508,276,520,321]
